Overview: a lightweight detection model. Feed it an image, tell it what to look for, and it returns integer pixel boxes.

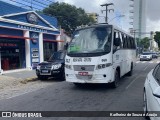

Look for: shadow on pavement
[38,77,65,83]
[71,83,114,91]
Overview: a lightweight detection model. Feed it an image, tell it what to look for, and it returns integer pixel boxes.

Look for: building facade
[0,1,61,74]
[130,0,147,39]
[149,32,159,51]
[87,13,98,23]
[58,29,71,50]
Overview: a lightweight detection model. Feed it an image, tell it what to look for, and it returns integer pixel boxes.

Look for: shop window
[0,38,25,70]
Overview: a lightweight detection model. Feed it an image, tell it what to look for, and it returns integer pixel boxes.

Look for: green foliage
[154,31,160,47]
[43,2,95,35]
[139,37,150,50]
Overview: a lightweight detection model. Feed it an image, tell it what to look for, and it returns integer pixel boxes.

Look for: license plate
[78,72,88,76]
[42,70,49,73]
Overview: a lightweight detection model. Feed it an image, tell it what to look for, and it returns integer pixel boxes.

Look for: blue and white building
[0,1,61,74]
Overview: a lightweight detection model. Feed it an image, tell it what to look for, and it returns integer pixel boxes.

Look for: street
[0,0,159,120]
[0,59,159,120]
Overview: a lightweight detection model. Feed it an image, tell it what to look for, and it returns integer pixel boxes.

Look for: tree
[43,2,95,35]
[154,31,160,48]
[139,37,150,50]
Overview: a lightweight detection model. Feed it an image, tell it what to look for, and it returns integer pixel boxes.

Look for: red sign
[0,43,17,47]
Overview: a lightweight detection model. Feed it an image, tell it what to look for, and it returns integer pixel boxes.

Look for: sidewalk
[0,70,53,100]
[2,69,37,79]
[0,69,37,89]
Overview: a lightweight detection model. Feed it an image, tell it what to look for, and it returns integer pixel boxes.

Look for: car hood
[39,60,64,66]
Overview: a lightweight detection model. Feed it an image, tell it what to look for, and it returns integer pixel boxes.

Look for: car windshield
[67,26,112,54]
[49,52,65,61]
[152,53,157,55]
[142,53,152,55]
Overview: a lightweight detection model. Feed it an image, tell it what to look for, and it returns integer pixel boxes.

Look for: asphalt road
[0,59,158,120]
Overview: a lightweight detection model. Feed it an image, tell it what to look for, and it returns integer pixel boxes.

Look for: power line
[22,0,50,9]
[45,0,53,3]
[1,0,55,12]
[8,0,33,9]
[22,0,46,9]
[7,0,46,11]
[33,0,50,7]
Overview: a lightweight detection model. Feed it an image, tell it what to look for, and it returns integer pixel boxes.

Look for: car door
[112,31,124,77]
[120,33,127,76]
[147,64,160,115]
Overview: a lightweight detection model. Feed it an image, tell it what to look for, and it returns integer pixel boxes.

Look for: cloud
[56,0,108,13]
[55,0,130,29]
[146,0,160,22]
[147,19,160,32]
[56,0,160,32]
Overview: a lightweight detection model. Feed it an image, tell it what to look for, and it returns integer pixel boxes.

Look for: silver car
[140,52,152,61]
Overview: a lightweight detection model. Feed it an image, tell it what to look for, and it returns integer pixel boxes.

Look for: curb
[20,77,38,84]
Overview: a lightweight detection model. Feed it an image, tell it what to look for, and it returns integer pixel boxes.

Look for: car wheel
[74,83,83,87]
[60,72,65,81]
[143,90,150,120]
[111,70,119,88]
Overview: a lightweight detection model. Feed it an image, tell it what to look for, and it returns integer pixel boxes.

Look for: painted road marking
[126,76,140,90]
[143,64,150,71]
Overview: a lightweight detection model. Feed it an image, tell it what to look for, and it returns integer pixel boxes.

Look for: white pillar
[24,30,32,70]
[56,35,61,50]
[39,32,44,62]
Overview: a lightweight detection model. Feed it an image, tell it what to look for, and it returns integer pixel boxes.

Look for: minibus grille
[73,65,95,71]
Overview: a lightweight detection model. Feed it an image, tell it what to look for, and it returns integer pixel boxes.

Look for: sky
[54,0,130,31]
[54,0,160,34]
[1,0,160,34]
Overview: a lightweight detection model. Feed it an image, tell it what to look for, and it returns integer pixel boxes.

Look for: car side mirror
[153,87,160,98]
[114,38,121,46]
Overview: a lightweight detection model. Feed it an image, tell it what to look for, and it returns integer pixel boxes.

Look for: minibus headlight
[65,64,72,70]
[96,63,112,69]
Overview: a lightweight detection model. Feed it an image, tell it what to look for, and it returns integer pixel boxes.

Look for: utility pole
[138,0,143,42]
[150,31,154,51]
[101,3,114,23]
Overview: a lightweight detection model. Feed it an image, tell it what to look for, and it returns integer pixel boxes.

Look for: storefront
[0,1,61,74]
[1,38,25,70]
